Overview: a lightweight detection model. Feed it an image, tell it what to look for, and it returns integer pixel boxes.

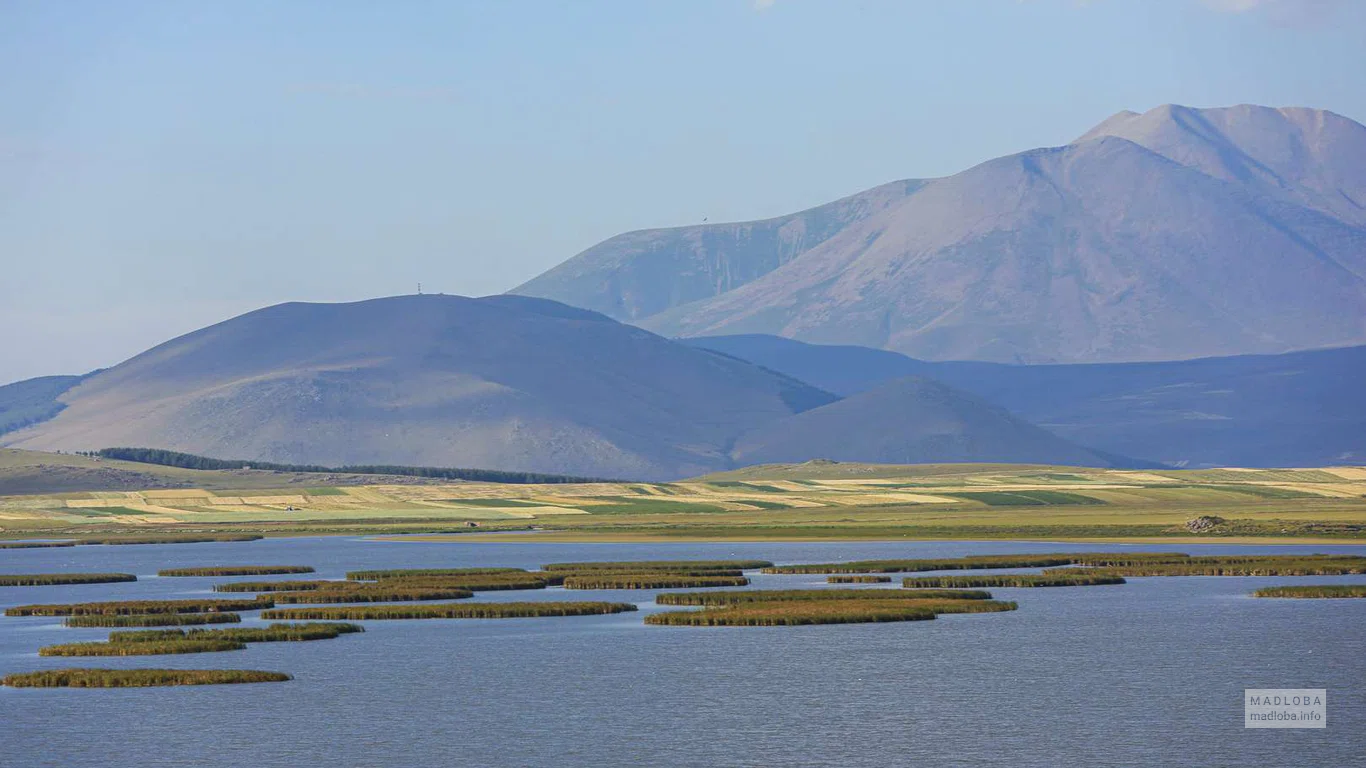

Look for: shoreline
[371,532,1366,546]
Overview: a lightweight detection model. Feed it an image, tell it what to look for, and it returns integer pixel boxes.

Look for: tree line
[89,447,614,484]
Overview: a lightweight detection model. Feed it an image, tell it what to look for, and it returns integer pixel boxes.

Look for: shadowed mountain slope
[731,376,1127,469]
[688,334,1366,468]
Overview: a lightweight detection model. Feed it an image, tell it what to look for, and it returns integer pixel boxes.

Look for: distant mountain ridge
[1,295,1128,479]
[513,104,1366,364]
[686,334,1366,469]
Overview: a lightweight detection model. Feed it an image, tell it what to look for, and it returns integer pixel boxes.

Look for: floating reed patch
[63,613,243,628]
[827,575,892,584]
[0,573,137,587]
[767,554,1082,574]
[646,601,932,627]
[2,668,290,687]
[1252,585,1366,598]
[158,565,315,577]
[274,571,546,601]
[76,535,263,546]
[561,574,749,590]
[7,597,273,616]
[1066,553,1191,567]
[538,569,741,584]
[542,560,773,573]
[262,601,638,621]
[902,574,1126,588]
[269,585,475,604]
[765,553,1195,574]
[346,567,527,581]
[40,639,246,656]
[214,580,342,593]
[1045,555,1366,578]
[110,622,365,643]
[0,541,76,549]
[647,596,1015,626]
[655,589,993,606]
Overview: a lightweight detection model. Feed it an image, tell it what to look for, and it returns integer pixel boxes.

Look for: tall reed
[214,580,341,593]
[159,566,314,577]
[346,567,526,581]
[40,639,246,656]
[7,597,273,616]
[655,589,993,606]
[269,585,475,604]
[0,573,137,586]
[63,613,243,627]
[646,601,942,626]
[561,574,749,590]
[1252,585,1366,598]
[1045,555,1366,578]
[903,574,1126,588]
[110,622,365,643]
[542,560,772,572]
[262,601,638,621]
[3,668,290,687]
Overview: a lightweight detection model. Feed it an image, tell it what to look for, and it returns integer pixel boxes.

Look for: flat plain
[2,451,1365,543]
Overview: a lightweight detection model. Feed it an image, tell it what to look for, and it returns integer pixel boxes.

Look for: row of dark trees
[89,447,613,485]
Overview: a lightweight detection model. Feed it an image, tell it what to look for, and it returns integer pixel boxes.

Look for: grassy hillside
[3,453,1364,543]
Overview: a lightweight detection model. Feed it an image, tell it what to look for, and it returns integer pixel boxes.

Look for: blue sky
[2,0,1364,383]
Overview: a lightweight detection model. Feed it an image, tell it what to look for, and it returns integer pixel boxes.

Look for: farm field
[2,455,1365,543]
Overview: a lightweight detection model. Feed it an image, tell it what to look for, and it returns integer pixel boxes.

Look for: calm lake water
[2,537,1364,768]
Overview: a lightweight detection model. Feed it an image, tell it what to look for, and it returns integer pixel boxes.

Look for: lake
[2,537,1364,767]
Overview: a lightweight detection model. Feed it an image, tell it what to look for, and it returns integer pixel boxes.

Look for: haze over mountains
[4,104,1361,479]
[0,295,1126,480]
[689,334,1366,469]
[514,104,1366,364]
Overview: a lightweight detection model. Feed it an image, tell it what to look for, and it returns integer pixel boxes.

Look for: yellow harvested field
[2,461,1365,543]
[141,488,214,499]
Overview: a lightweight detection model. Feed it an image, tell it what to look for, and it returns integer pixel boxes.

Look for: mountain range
[688,334,1366,469]
[0,295,1126,479]
[513,104,1366,364]
[4,103,1361,479]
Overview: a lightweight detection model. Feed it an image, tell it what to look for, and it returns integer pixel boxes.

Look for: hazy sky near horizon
[2,0,1364,384]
